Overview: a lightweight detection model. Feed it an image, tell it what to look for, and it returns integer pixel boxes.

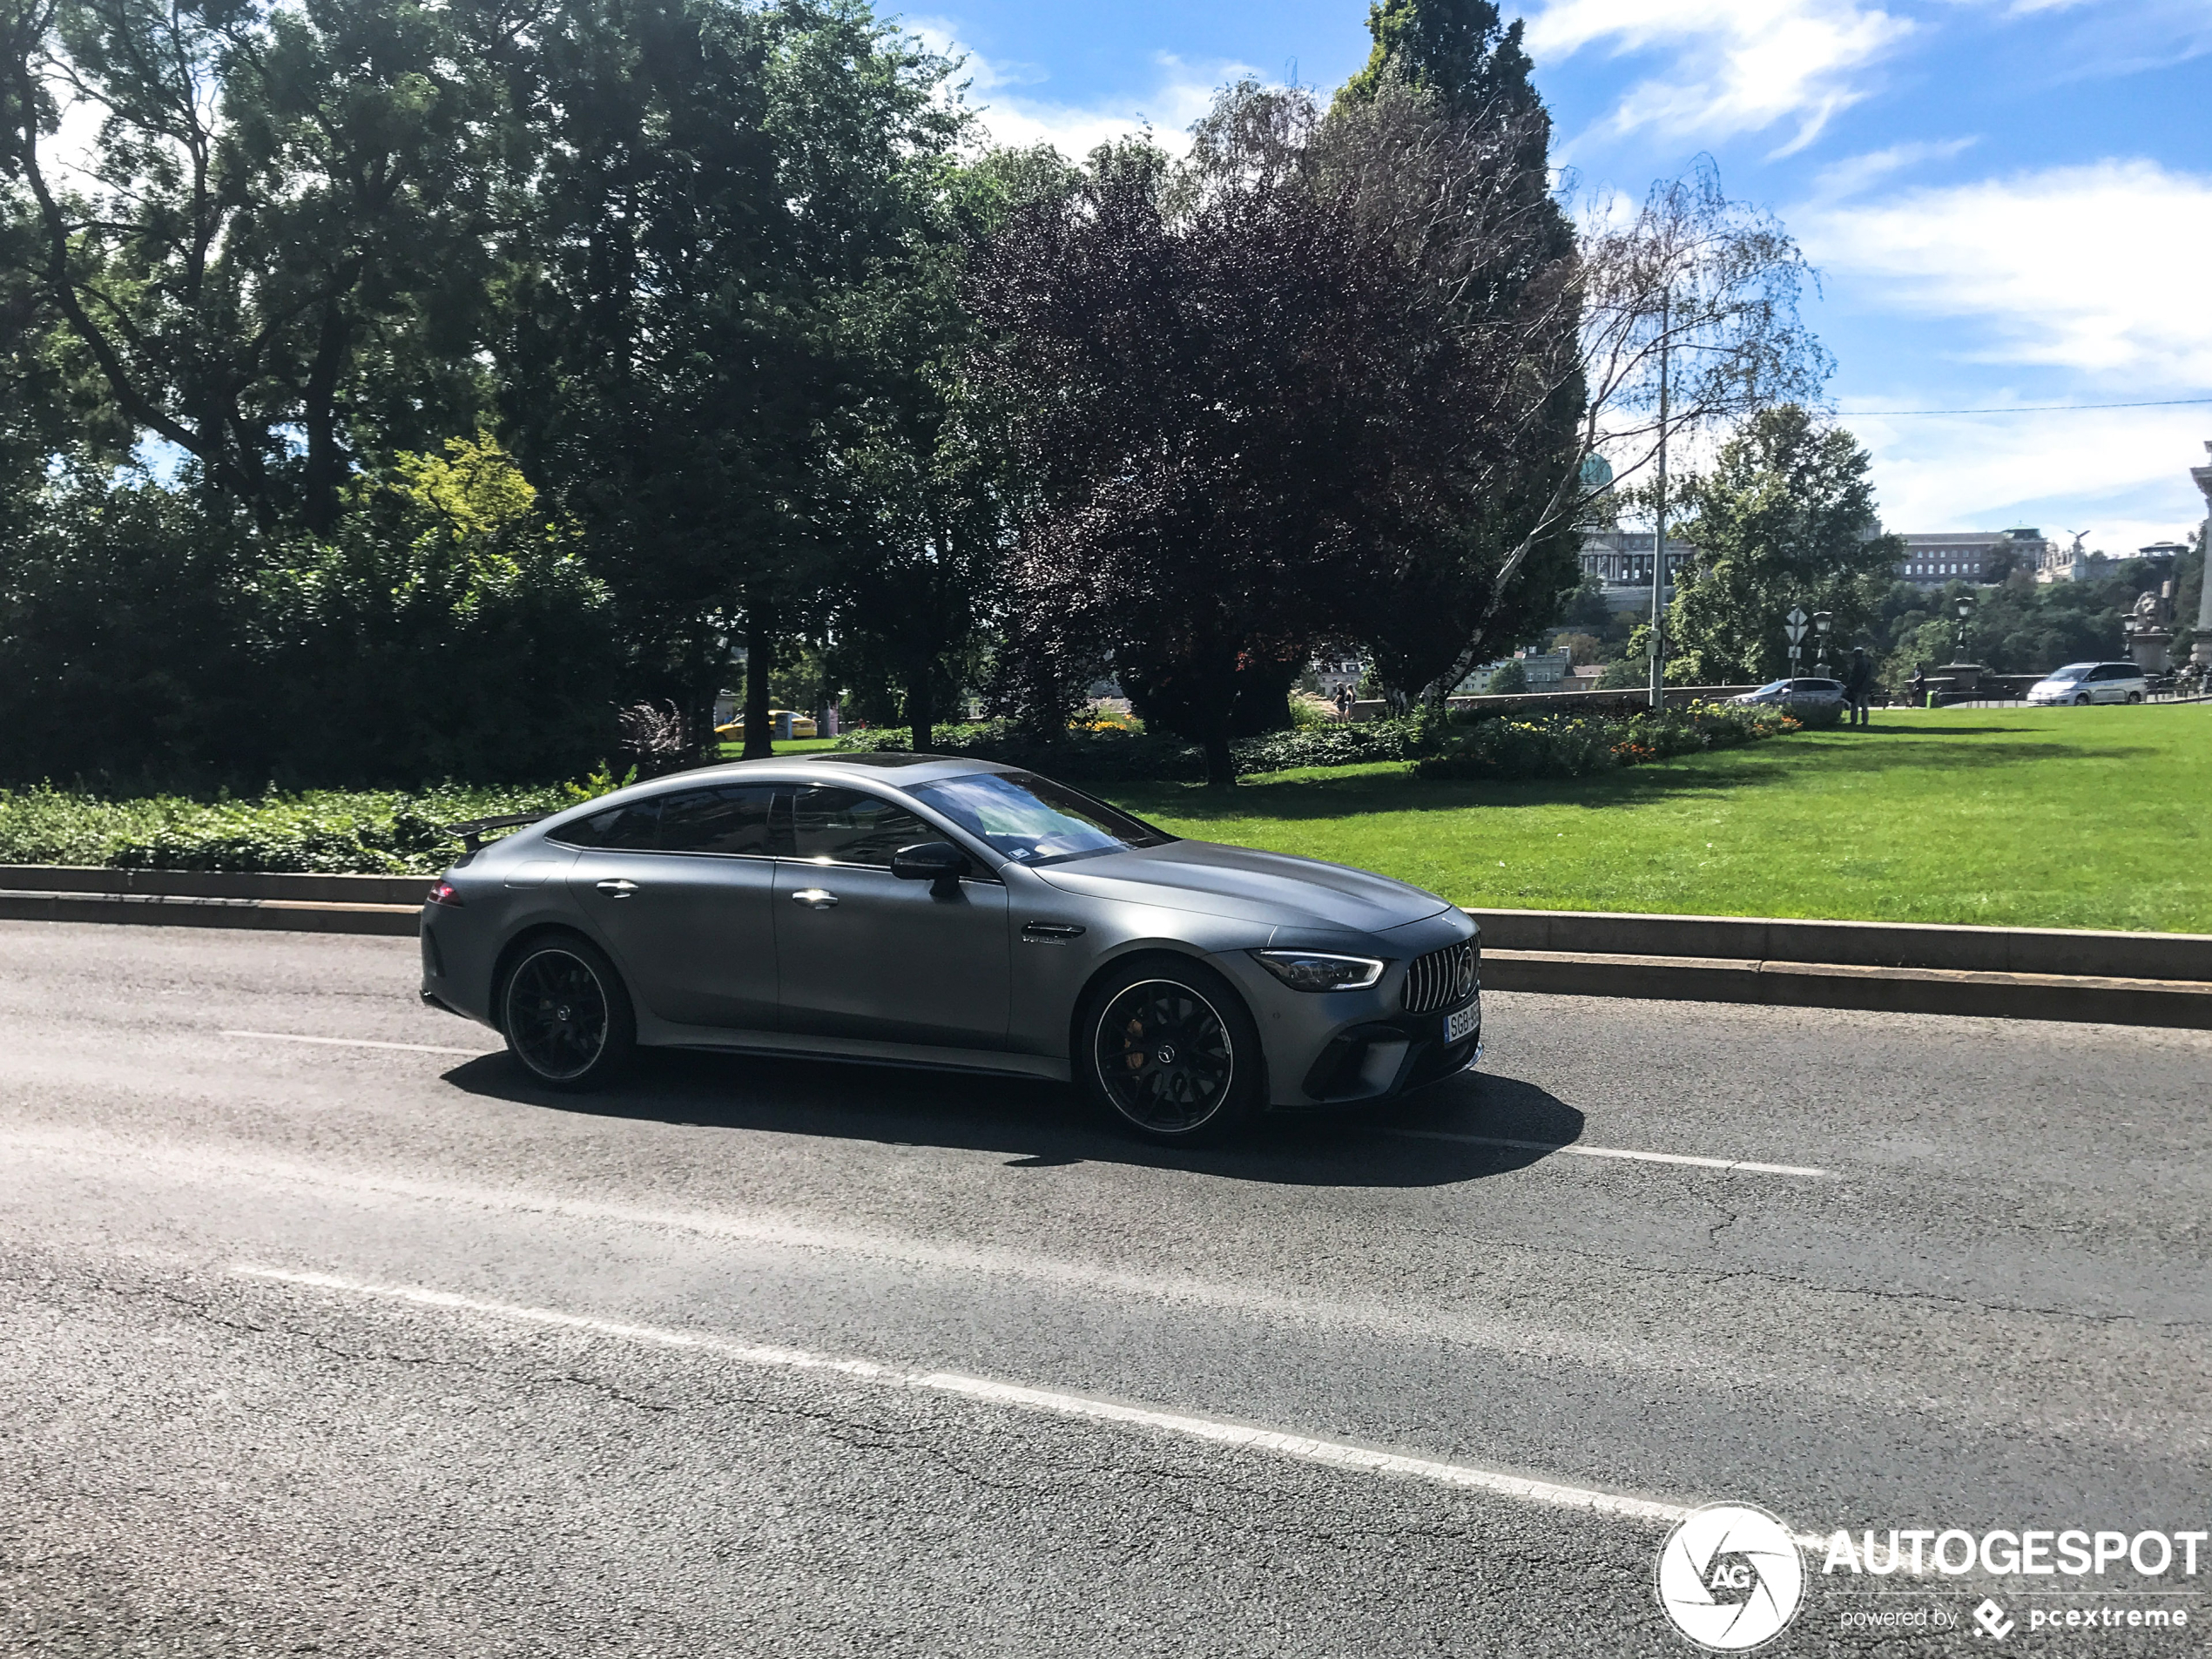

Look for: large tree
[498,0,961,758]
[1662,405,1904,683]
[0,0,506,532]
[974,105,1507,785]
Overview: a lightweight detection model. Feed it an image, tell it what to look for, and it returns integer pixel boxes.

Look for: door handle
[595,878,639,899]
[790,887,839,909]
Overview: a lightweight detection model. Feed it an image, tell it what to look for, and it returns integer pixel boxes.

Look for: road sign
[1784,606,1808,644]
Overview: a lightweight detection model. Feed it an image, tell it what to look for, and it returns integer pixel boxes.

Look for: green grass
[1099,706,2212,934]
[715,737,842,758]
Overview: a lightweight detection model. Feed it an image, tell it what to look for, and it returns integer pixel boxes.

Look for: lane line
[222,1029,491,1058]
[233,1263,1716,1530]
[1388,1129,1833,1180]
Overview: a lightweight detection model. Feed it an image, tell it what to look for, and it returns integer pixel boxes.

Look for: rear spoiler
[440,811,548,853]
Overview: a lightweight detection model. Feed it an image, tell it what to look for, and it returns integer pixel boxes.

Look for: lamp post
[1812,610,1833,676]
[1952,592,1974,661]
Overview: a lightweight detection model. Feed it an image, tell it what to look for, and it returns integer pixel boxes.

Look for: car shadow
[438,1048,1587,1190]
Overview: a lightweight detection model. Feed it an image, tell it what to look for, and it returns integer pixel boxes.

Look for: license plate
[1446,998,1480,1043]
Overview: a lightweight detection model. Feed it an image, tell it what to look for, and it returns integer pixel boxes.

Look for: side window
[658,784,781,856]
[550,797,660,850]
[790,786,933,868]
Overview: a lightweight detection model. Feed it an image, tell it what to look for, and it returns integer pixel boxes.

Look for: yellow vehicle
[714,709,817,742]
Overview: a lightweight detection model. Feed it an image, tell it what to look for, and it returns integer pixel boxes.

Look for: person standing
[1844,645,1874,727]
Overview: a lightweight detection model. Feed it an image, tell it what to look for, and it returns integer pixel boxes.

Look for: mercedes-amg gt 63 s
[420,754,1480,1142]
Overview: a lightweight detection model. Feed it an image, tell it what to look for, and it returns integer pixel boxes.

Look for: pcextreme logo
[1656,1503,1808,1652]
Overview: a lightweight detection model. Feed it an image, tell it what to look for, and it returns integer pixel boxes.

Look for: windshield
[2048,664,2095,680]
[1756,680,1790,694]
[909,771,1175,867]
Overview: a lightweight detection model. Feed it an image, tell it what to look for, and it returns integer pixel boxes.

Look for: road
[3,921,2207,1656]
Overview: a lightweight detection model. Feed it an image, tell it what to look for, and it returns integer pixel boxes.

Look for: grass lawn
[1100,705,2212,934]
[715,737,842,758]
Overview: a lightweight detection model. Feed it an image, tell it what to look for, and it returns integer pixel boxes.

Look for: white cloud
[1847,404,2209,544]
[1799,159,2212,384]
[1521,0,1913,154]
[1806,137,1978,201]
[909,21,1258,161]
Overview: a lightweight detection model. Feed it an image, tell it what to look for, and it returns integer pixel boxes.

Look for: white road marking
[1389,1129,1833,1180]
[222,1029,491,1058]
[233,1262,1717,1530]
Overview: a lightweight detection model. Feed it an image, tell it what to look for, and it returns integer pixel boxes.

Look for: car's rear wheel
[2127,691,2143,704]
[499,935,635,1089]
[1079,959,1261,1144]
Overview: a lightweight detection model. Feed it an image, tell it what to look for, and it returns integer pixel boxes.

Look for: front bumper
[1295,995,1481,1104]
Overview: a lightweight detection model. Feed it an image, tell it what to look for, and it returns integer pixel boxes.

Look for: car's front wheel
[1078,958,1262,1144]
[499,934,636,1089]
[2127,691,2143,704]
[2074,693,2093,705]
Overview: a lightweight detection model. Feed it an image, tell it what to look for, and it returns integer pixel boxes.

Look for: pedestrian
[1908,665,1927,709]
[1844,645,1874,727]
[1334,684,1352,723]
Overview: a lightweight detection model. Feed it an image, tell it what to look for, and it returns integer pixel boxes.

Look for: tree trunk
[301,298,350,536]
[1201,724,1236,788]
[743,602,775,760]
[906,670,934,756]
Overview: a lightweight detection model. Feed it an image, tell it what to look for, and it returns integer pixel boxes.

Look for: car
[2026,662,2148,705]
[420,754,1481,1143]
[1730,677,1845,708]
[714,709,818,742]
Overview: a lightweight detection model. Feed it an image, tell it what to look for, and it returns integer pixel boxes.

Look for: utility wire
[1837,395,2212,416]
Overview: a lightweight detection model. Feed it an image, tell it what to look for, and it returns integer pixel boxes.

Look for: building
[1892,528,2049,588]
[1456,648,1570,694]
[1577,529,1696,613]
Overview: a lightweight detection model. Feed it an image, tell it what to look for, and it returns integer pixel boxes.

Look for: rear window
[550,797,659,849]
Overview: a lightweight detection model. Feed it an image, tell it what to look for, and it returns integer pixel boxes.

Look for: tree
[0,0,506,531]
[500,0,962,760]
[1484,658,1527,693]
[974,97,1514,786]
[1662,406,1902,683]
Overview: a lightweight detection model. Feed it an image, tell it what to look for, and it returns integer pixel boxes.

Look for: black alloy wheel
[1083,964,1258,1142]
[501,940,634,1088]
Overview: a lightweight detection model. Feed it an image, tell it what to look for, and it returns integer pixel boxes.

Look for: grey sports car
[420,753,1481,1142]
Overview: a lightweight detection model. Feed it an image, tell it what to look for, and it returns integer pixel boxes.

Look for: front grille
[1402,941,1477,1015]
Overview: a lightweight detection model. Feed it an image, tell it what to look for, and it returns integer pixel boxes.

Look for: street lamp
[1952,592,1974,660]
[1812,610,1833,675]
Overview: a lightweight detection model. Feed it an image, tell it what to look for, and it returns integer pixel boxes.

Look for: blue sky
[908,0,2212,556]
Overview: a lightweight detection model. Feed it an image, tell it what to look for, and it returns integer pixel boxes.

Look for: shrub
[1413,702,1797,782]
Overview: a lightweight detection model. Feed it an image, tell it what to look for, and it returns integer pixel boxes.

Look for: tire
[1077,956,1263,1144]
[2074,693,2092,706]
[2127,691,2143,704]
[497,934,636,1089]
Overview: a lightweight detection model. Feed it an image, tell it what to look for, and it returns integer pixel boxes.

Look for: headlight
[1250,949,1386,991]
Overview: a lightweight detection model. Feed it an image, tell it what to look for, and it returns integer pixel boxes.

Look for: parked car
[713,708,819,742]
[1730,678,1844,708]
[2026,662,2148,705]
[421,755,1481,1143]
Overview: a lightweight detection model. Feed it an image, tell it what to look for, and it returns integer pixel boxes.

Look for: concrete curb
[1480,949,2212,1030]
[0,888,420,936]
[3,870,2209,1029]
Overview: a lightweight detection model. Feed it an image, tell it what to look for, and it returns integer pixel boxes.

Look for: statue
[2126,583,2175,675]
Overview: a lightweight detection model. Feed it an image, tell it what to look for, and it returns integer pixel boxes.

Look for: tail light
[427,880,464,907]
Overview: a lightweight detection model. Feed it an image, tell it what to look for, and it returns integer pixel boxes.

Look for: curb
[4,875,2209,1030]
[1480,950,2212,1031]
[0,888,420,937]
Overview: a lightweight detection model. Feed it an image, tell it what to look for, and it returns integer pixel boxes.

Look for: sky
[906,0,2212,558]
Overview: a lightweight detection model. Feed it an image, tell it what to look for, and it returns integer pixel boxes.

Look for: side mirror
[890,840,969,896]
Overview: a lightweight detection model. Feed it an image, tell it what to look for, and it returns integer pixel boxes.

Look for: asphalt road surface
[3,921,2207,1656]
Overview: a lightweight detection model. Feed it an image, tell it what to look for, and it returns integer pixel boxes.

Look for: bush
[0,783,570,873]
[837,713,1440,782]
[1413,702,1797,782]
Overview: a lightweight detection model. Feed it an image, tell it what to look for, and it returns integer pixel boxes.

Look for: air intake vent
[1402,941,1477,1015]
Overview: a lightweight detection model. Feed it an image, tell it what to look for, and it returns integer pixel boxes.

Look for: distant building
[1578,530,1696,613]
[1457,648,1570,694]
[1892,528,2049,587]
[1308,654,1366,698]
